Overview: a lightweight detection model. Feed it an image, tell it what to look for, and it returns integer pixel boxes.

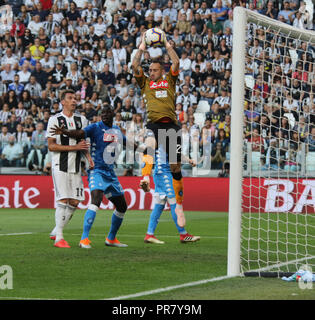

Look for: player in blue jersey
[144,145,200,244]
[50,105,128,248]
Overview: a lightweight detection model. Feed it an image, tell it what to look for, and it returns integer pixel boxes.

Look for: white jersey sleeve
[46,115,58,139]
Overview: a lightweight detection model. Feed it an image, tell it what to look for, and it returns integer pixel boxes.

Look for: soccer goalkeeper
[132,31,194,228]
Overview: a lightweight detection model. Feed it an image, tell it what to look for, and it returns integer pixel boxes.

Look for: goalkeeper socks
[170,203,186,234]
[141,154,154,177]
[55,202,68,242]
[172,171,184,205]
[81,204,98,240]
[107,210,125,241]
[147,204,165,235]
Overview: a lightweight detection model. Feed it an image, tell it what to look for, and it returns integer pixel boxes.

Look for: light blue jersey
[84,121,125,172]
[83,121,125,197]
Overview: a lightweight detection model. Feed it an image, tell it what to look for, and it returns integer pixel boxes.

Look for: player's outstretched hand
[50,124,65,136]
[76,140,90,151]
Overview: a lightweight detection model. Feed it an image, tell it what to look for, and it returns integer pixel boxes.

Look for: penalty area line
[106,274,236,300]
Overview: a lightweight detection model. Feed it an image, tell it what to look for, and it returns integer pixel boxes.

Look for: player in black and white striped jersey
[46,89,93,248]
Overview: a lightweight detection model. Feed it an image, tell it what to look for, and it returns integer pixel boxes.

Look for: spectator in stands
[4,90,19,110]
[214,126,230,152]
[218,113,231,138]
[15,101,28,123]
[191,65,204,90]
[1,64,16,85]
[28,121,47,169]
[120,97,137,122]
[176,12,191,38]
[163,1,178,27]
[1,48,19,71]
[98,63,116,87]
[105,86,122,113]
[24,75,42,100]
[175,103,188,124]
[29,37,45,61]
[262,139,280,171]
[93,79,109,102]
[261,1,278,19]
[179,50,192,81]
[84,101,98,121]
[206,12,223,37]
[0,104,11,126]
[1,133,22,167]
[244,101,260,125]
[17,63,32,85]
[206,102,224,126]
[6,114,19,135]
[0,125,11,152]
[176,85,197,112]
[211,141,226,170]
[294,116,309,142]
[248,127,265,155]
[213,88,231,114]
[277,1,294,24]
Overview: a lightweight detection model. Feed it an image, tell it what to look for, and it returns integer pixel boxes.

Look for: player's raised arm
[164,36,179,74]
[131,32,146,76]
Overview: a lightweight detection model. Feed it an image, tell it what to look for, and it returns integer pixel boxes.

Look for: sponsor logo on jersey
[149,80,169,89]
[103,133,118,142]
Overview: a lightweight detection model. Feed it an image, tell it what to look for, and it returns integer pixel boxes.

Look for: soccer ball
[145,28,165,47]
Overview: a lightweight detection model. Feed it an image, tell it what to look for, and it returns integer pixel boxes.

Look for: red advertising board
[0,176,314,213]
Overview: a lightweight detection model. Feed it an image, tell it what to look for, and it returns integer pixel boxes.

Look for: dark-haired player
[47,89,93,248]
[131,32,194,227]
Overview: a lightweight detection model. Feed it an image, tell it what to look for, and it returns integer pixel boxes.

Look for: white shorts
[52,168,85,201]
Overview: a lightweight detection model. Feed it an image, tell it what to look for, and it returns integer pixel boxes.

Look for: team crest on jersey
[149,80,169,89]
[103,133,118,142]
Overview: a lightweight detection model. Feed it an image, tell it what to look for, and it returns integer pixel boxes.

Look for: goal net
[228,7,315,277]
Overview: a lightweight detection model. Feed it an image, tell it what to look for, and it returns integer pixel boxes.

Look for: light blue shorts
[88,169,124,199]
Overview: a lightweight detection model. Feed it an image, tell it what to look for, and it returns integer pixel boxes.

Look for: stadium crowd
[0,0,314,174]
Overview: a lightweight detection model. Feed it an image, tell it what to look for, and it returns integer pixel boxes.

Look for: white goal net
[228,7,315,277]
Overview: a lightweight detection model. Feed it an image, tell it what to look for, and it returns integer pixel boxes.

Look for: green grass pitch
[0,209,314,300]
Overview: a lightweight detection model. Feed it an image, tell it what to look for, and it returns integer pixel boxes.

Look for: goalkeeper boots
[54,239,71,248]
[180,233,201,243]
[105,238,128,248]
[144,234,165,244]
[79,238,92,249]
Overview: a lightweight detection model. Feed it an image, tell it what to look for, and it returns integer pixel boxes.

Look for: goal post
[227,7,315,277]
[227,6,247,277]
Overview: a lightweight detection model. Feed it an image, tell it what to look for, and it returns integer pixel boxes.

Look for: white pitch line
[0,232,34,236]
[106,275,236,300]
[0,297,60,300]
